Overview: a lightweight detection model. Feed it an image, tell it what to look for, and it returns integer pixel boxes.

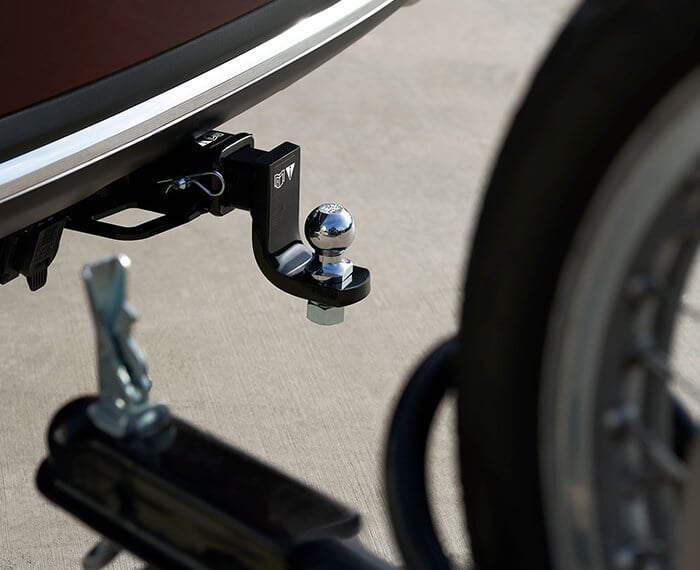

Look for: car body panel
[0,0,405,239]
[1,1,275,117]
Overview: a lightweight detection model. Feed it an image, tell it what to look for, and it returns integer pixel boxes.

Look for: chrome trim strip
[0,0,400,203]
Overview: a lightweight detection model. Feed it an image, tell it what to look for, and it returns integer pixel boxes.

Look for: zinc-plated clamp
[82,255,169,439]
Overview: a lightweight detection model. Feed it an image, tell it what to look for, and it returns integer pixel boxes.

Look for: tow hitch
[2,131,370,324]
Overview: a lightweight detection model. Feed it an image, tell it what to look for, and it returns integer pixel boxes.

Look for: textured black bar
[38,397,360,569]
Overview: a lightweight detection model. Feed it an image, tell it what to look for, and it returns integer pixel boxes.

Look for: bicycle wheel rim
[541,64,700,570]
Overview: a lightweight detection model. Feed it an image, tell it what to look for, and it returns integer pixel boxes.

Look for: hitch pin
[157,170,225,197]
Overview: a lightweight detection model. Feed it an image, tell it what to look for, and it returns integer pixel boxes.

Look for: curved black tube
[673,397,697,461]
[385,338,456,570]
[292,539,394,570]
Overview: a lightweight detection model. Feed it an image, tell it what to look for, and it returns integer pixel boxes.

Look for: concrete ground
[0,1,577,568]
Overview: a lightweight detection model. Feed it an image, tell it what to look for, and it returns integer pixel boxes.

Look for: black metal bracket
[221,141,370,307]
[64,131,255,240]
[38,397,363,569]
[0,215,65,290]
[35,255,387,569]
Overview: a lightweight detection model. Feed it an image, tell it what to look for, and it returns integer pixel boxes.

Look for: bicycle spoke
[637,346,672,382]
[672,367,700,403]
[635,423,688,484]
[614,540,664,570]
[603,405,687,485]
[680,300,700,322]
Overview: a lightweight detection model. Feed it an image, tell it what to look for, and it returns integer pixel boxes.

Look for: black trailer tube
[385,338,456,570]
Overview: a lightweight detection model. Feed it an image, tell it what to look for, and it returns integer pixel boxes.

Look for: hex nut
[307,301,345,325]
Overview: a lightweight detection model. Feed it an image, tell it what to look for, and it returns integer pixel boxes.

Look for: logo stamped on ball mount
[273,162,296,189]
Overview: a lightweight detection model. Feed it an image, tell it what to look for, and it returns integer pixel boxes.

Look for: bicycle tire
[457,1,700,568]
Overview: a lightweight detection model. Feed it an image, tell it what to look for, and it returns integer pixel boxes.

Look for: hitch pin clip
[157,171,225,197]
